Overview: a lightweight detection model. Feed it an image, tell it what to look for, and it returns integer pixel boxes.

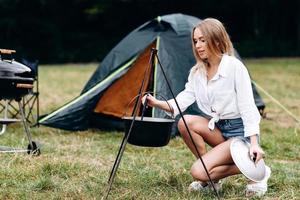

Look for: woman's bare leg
[178,115,225,157]
[190,139,241,181]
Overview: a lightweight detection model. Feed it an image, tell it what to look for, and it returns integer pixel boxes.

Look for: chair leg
[25,95,37,124]
[0,100,9,135]
[18,101,40,156]
[18,101,33,146]
[7,100,20,118]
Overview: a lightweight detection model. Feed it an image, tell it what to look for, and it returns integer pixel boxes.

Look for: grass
[0,58,299,199]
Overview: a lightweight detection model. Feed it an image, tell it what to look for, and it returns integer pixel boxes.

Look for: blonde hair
[191,18,234,74]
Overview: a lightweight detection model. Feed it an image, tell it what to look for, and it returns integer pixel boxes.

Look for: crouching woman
[142,18,271,197]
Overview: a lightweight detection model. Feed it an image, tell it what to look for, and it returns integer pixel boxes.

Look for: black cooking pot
[0,49,34,100]
[123,116,175,147]
[122,93,175,147]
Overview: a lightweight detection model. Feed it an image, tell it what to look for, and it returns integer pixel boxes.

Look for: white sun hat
[230,137,266,182]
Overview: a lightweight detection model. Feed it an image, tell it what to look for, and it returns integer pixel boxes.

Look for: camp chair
[20,59,40,126]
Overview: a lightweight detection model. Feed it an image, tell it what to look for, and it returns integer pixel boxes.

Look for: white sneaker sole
[245,165,271,197]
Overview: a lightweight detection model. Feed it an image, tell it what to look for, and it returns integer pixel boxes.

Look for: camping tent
[39,13,265,132]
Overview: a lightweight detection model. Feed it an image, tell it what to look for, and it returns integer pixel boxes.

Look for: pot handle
[123,92,174,119]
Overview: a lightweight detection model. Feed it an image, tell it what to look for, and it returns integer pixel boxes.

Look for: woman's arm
[234,59,264,163]
[142,72,197,117]
[234,59,261,138]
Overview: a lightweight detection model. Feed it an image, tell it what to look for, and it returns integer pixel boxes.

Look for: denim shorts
[215,118,250,143]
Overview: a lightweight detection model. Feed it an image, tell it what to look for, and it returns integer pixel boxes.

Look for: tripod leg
[103,129,132,200]
[103,48,155,200]
[107,132,128,183]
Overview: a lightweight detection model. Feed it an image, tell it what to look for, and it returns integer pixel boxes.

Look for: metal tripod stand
[103,48,220,199]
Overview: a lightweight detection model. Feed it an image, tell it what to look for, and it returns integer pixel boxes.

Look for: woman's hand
[249,143,265,164]
[141,94,174,113]
[142,94,158,108]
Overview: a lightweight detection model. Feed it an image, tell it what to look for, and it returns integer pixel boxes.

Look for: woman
[142,18,271,197]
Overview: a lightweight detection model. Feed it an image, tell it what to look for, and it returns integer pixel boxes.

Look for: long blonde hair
[191,18,234,74]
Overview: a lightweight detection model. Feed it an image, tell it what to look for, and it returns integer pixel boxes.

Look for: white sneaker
[209,181,222,192]
[246,165,271,197]
[188,181,207,192]
[188,181,222,192]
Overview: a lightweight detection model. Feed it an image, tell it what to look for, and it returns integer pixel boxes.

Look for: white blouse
[167,54,261,137]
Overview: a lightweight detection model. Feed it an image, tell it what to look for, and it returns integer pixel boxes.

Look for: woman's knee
[177,115,207,135]
[177,115,195,134]
[177,116,187,135]
[190,161,209,181]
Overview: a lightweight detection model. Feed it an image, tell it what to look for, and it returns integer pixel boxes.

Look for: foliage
[0,0,299,63]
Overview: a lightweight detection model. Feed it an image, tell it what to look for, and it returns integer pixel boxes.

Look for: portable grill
[0,49,40,155]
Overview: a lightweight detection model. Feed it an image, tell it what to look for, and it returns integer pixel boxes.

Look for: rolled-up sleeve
[166,73,196,117]
[234,62,261,137]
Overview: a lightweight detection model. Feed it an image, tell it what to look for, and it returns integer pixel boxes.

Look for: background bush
[0,0,299,63]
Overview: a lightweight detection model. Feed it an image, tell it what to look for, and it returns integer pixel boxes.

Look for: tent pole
[153,48,220,199]
[103,50,156,200]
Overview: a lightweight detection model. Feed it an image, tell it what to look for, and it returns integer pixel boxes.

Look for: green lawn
[0,59,299,199]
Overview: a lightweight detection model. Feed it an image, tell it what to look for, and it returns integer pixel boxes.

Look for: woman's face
[193,28,211,60]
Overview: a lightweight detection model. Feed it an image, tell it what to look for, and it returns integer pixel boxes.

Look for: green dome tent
[39,13,265,133]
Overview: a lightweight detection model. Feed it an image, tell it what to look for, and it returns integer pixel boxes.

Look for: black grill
[0,49,40,156]
[0,50,34,100]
